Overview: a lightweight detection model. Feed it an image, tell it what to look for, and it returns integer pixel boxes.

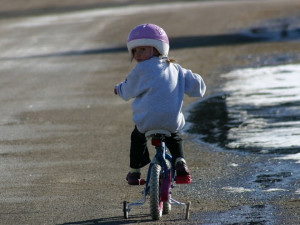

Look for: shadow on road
[2,22,299,61]
[0,33,270,60]
[58,214,154,225]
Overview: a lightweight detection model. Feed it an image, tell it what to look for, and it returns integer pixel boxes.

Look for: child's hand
[114,88,117,95]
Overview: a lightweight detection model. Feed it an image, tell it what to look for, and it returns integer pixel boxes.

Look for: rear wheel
[149,164,162,220]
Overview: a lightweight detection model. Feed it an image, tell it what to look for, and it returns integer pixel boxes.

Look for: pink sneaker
[126,172,145,185]
[175,161,191,184]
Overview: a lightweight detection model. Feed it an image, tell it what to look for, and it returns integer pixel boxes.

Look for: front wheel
[149,164,162,220]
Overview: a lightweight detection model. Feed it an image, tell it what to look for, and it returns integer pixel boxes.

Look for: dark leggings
[129,126,184,169]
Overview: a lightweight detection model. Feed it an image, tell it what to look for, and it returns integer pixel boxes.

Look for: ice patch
[186,64,300,154]
[229,163,239,167]
[262,188,286,192]
[275,153,300,164]
[221,64,300,151]
[223,186,255,193]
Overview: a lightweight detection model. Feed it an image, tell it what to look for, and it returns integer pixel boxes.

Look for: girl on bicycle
[114,24,206,185]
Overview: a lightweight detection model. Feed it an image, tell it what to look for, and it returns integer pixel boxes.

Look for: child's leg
[129,126,151,170]
[165,133,191,183]
[164,132,184,167]
[127,126,150,185]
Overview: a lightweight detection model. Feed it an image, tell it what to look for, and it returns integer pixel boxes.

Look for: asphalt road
[0,0,299,224]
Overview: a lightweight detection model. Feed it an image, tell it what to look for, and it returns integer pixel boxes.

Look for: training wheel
[185,201,191,220]
[123,201,129,219]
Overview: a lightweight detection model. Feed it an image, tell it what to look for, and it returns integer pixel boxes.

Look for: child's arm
[114,79,132,100]
[183,68,206,97]
[114,66,145,100]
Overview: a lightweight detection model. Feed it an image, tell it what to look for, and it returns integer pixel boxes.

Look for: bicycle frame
[125,138,170,210]
[146,141,171,185]
[123,130,190,220]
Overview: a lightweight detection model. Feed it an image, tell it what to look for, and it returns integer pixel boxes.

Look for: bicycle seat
[145,129,172,138]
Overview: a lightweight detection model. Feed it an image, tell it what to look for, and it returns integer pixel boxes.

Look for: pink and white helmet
[127,24,169,58]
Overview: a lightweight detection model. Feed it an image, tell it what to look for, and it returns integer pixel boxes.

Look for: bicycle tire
[123,201,128,219]
[149,164,162,220]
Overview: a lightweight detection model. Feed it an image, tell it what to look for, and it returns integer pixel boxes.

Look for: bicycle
[123,129,191,220]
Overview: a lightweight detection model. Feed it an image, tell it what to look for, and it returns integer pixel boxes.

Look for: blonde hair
[154,48,176,63]
[165,58,176,63]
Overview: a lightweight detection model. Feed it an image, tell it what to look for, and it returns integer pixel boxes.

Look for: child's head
[127,24,169,61]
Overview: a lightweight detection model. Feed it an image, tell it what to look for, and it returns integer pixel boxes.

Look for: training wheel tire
[185,201,191,220]
[123,201,128,219]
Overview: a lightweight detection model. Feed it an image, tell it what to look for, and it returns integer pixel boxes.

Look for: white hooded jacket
[115,57,206,133]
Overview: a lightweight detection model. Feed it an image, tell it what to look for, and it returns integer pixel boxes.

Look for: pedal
[127,178,146,185]
[175,175,192,184]
[138,179,146,185]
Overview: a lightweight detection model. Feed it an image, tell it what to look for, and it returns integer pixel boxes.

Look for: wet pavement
[1,0,300,224]
[186,61,300,225]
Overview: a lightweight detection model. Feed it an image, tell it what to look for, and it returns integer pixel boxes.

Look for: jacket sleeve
[115,66,145,101]
[183,67,206,97]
